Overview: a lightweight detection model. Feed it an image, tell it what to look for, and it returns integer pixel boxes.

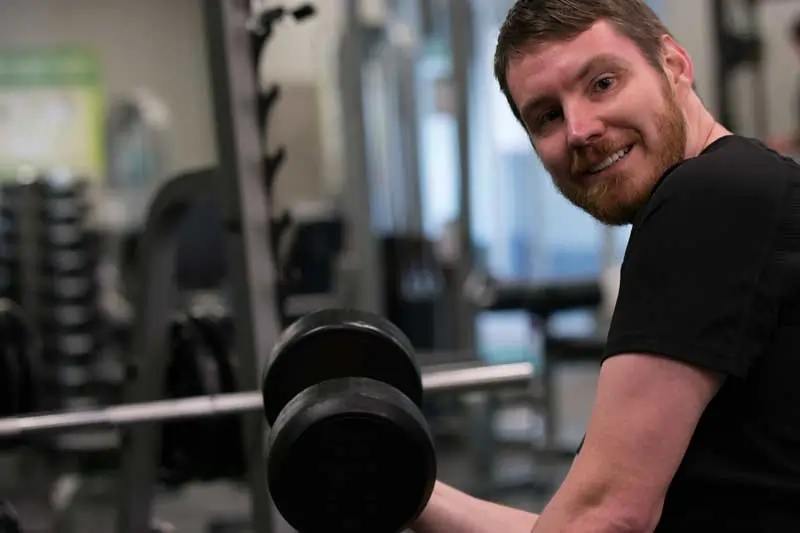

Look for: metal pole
[201,1,282,532]
[424,362,533,394]
[745,0,768,139]
[338,0,384,314]
[0,363,534,439]
[116,169,217,533]
[390,2,424,236]
[448,0,477,353]
[0,393,263,438]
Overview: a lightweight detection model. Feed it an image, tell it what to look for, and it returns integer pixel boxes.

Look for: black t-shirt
[603,135,800,532]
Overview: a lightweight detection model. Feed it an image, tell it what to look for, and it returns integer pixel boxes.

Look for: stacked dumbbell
[0,176,49,435]
[37,175,100,411]
[0,181,29,304]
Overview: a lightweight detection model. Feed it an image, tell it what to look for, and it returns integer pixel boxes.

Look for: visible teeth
[589,147,630,173]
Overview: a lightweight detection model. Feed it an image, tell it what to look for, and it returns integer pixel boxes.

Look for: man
[411,1,800,532]
[766,14,800,154]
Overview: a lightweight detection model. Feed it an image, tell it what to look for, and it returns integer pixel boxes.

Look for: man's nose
[565,102,604,147]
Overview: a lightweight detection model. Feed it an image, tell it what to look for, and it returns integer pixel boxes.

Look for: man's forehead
[508,21,644,106]
[520,20,641,66]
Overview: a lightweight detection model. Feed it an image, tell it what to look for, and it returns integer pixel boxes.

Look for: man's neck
[683,92,732,158]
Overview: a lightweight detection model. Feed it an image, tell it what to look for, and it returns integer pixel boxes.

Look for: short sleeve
[604,153,785,377]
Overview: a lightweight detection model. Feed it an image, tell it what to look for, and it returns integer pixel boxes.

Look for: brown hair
[494,0,672,125]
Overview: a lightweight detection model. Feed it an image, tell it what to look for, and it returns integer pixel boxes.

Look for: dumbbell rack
[116,1,287,532]
[0,175,100,414]
[38,178,100,414]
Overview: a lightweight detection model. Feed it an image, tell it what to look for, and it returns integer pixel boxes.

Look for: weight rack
[115,1,285,532]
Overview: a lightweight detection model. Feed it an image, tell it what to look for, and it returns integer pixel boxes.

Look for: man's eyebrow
[518,53,628,121]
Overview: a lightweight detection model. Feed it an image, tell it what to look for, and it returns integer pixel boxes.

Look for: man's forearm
[411,481,538,533]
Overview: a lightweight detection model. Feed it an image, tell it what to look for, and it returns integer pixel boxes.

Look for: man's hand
[412,481,538,533]
[530,353,723,533]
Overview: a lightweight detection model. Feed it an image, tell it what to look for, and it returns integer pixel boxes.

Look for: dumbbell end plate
[262,308,423,427]
[267,378,436,533]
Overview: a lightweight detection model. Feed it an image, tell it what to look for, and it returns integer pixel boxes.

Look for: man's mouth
[587,145,633,174]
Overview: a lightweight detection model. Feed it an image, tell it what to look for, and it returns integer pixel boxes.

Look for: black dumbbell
[262,308,437,533]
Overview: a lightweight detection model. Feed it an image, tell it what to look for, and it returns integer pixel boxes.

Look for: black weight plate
[0,316,22,417]
[160,314,221,486]
[262,309,422,426]
[267,377,436,533]
[1,300,43,415]
[190,312,246,481]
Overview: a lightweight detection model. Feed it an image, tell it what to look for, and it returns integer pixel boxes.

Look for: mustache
[570,140,634,175]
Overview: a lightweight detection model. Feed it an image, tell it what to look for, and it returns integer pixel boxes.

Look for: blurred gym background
[0,0,795,531]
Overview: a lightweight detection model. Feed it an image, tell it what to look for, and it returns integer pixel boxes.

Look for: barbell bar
[0,362,534,439]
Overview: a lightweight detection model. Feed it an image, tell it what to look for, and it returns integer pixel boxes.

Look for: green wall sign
[0,48,104,180]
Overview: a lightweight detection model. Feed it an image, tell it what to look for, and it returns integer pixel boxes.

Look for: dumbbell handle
[0,362,534,438]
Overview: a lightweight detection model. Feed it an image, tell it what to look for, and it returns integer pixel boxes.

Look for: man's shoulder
[669,135,796,191]
[638,136,796,225]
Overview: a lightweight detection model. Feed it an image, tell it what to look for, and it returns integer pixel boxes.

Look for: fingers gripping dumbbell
[262,309,437,533]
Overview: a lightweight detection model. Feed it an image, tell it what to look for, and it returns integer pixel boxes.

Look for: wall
[753,1,800,138]
[258,0,346,201]
[0,0,343,204]
[665,0,800,138]
[664,1,718,116]
[0,0,216,178]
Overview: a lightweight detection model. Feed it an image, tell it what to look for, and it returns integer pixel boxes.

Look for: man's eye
[594,76,615,92]
[539,109,562,126]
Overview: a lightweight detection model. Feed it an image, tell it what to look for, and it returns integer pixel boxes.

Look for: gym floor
[0,362,597,532]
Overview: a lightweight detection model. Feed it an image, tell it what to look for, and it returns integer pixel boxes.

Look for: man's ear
[660,34,694,95]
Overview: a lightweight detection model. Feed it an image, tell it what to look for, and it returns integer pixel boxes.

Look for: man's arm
[412,353,721,533]
[412,352,722,533]
[412,481,538,533]
[530,354,722,532]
